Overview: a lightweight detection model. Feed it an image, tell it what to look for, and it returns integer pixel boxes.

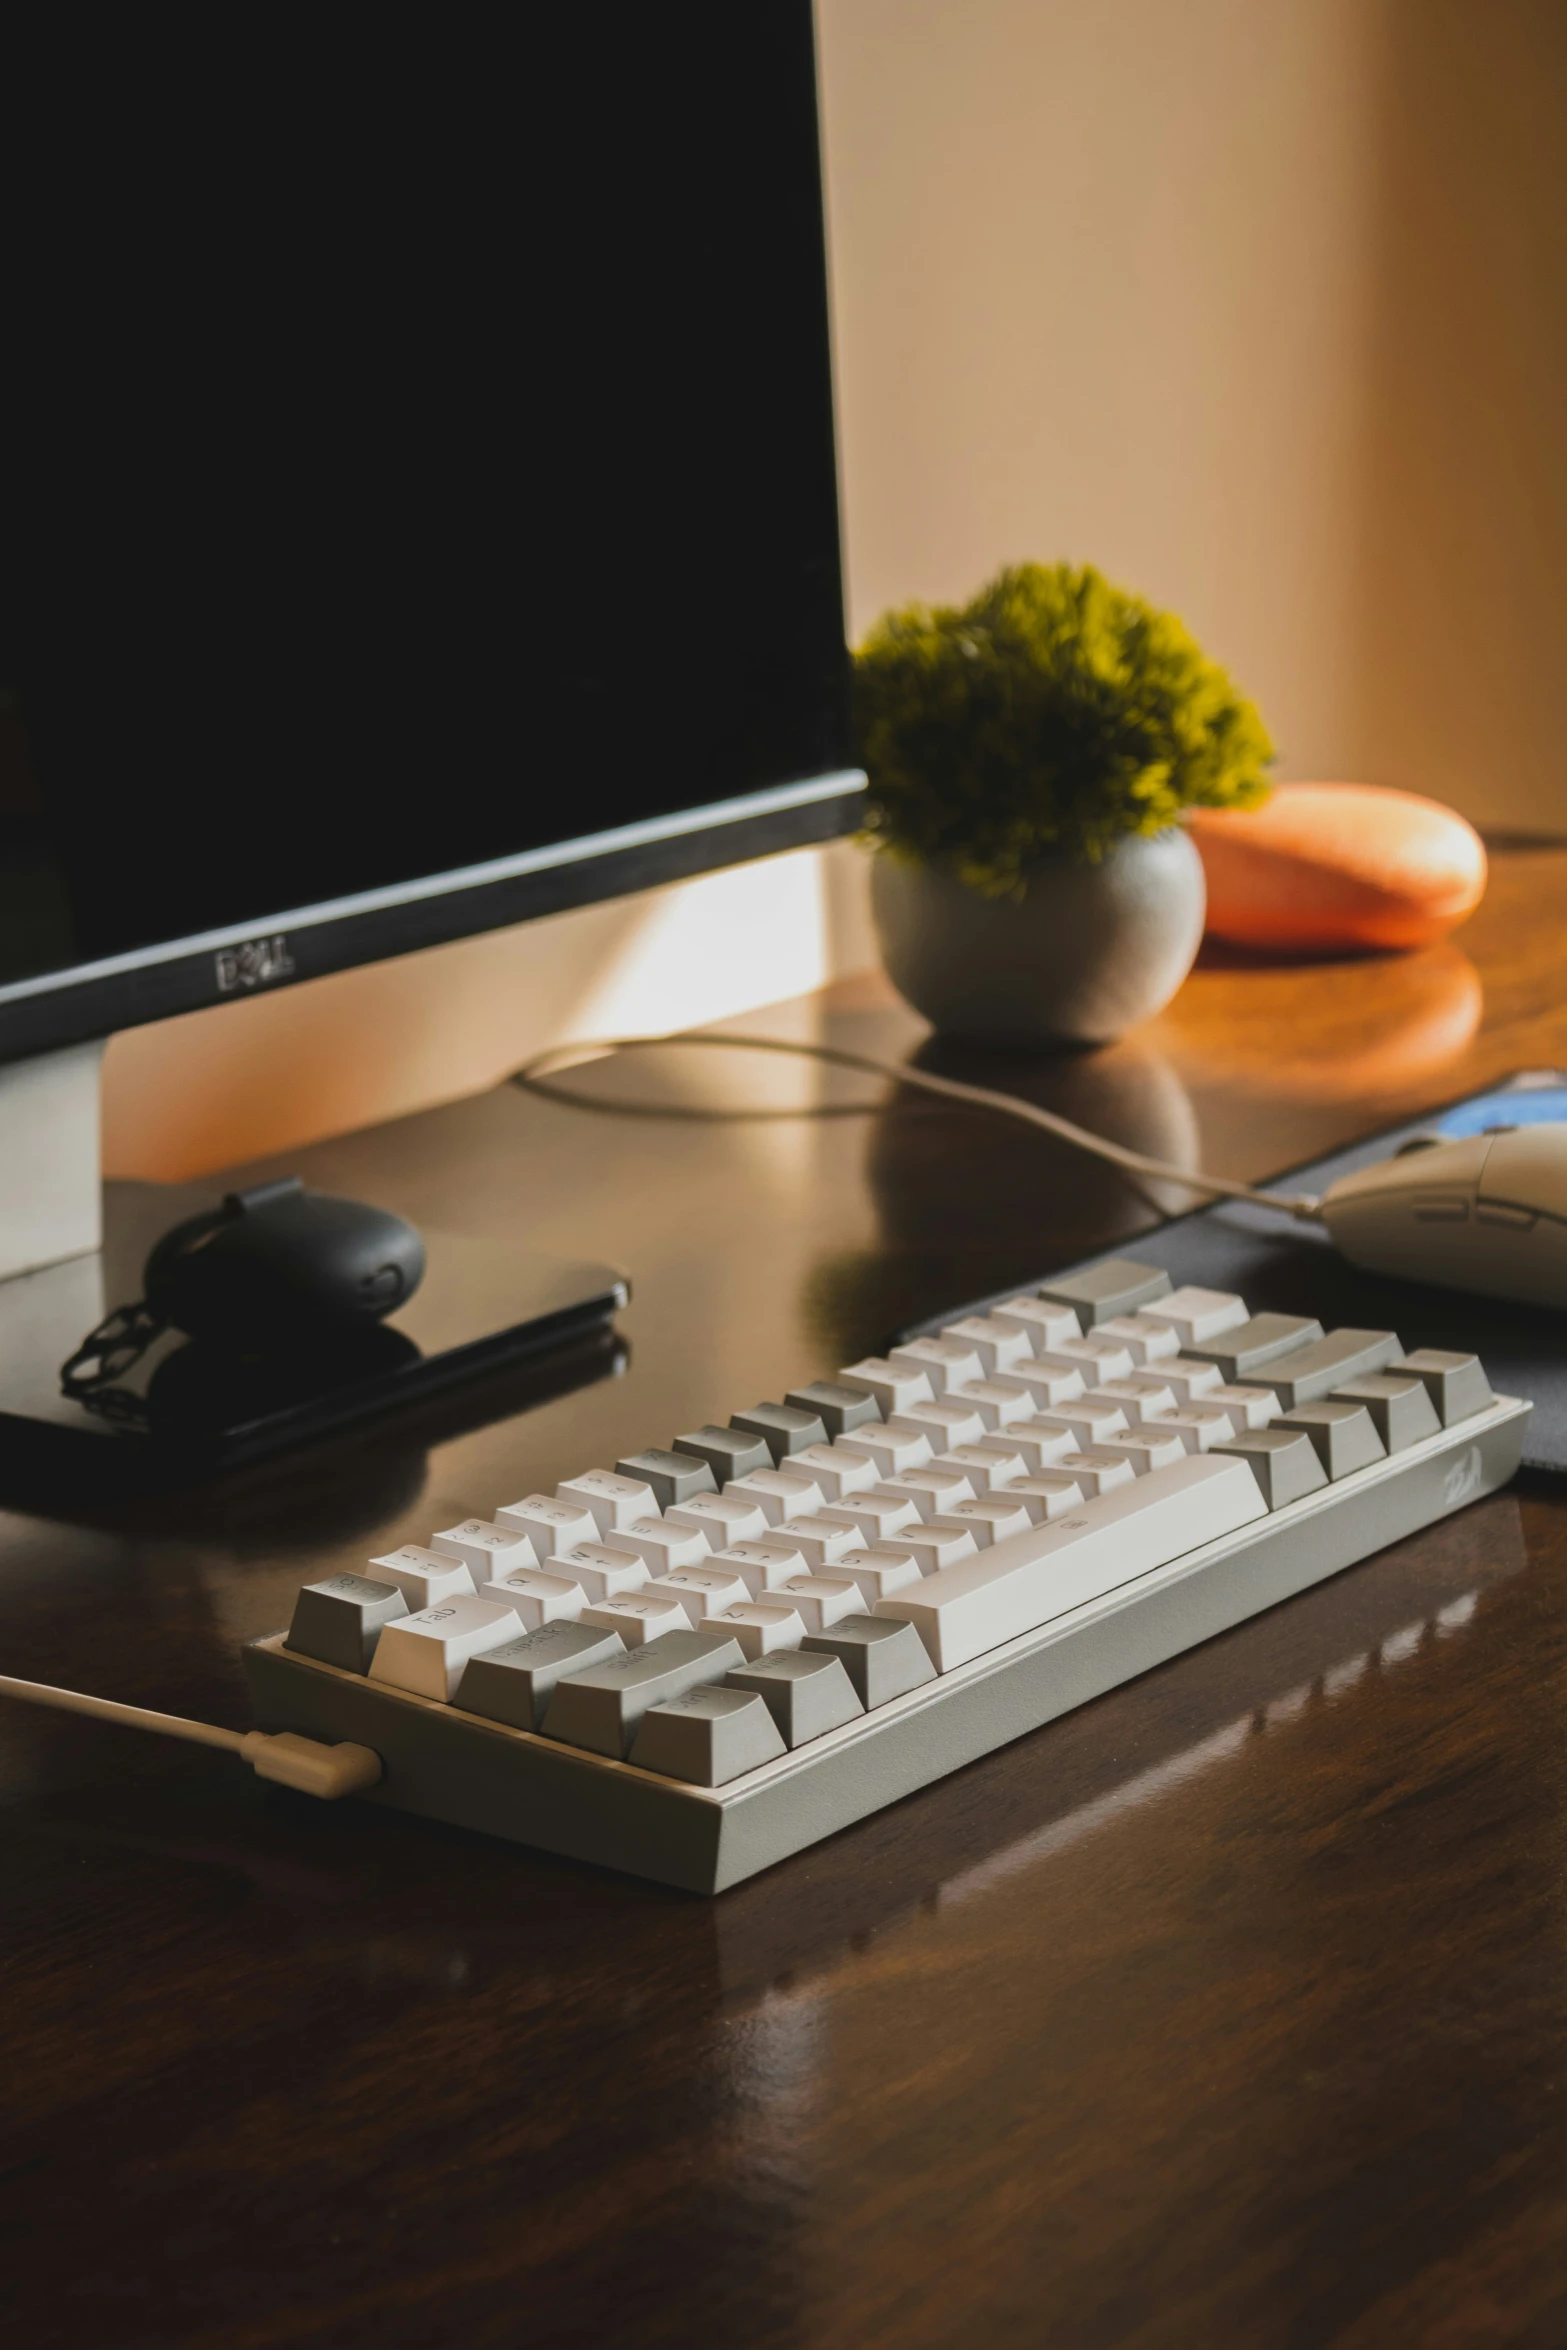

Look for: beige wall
[817,0,1567,832]
[107,0,1567,1178]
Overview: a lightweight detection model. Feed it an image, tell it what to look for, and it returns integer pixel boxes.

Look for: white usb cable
[0,1673,381,1797]
[514,1030,1326,1219]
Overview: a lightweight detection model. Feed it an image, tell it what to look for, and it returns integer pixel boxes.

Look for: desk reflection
[809,1032,1199,1361]
[710,1492,1526,2003]
[1158,939,1483,1105]
[936,1585,1482,1917]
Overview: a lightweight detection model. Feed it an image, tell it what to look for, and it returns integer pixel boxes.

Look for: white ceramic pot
[869,827,1206,1045]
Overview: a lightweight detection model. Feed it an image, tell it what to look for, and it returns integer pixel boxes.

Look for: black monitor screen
[2,3,848,995]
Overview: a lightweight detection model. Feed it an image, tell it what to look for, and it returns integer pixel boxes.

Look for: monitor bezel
[0,771,865,1064]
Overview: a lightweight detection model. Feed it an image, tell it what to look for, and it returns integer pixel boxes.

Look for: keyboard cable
[512,1030,1327,1221]
[0,1672,382,1796]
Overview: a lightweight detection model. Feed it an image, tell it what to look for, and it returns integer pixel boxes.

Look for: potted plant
[854,561,1273,1044]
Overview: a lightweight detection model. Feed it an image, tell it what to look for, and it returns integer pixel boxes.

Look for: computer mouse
[1318,1123,1567,1308]
[144,1177,426,1347]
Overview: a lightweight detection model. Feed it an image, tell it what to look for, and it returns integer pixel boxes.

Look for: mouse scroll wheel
[1394,1134,1444,1156]
[359,1265,405,1309]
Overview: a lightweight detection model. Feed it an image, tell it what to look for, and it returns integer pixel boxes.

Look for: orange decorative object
[1187,782,1488,952]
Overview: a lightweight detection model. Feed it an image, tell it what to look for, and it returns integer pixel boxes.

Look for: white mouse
[1318,1122,1567,1308]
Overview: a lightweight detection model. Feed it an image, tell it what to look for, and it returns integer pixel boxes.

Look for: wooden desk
[4,845,1566,2349]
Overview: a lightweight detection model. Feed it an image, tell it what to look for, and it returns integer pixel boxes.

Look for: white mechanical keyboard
[244,1256,1530,1892]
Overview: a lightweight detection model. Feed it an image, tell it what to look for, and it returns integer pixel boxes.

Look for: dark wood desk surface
[4,846,1566,2350]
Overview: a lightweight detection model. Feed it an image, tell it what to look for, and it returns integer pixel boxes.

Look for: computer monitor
[2,1,858,1286]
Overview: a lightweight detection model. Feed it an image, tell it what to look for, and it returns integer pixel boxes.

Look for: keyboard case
[245,1388,1528,1893]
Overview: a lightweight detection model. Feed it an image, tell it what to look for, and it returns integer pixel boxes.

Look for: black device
[0,2,851,1489]
[59,1180,429,1437]
[140,1182,428,1347]
[30,1163,628,1494]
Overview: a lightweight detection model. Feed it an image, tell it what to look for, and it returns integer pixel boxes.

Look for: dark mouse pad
[898,1071,1567,1476]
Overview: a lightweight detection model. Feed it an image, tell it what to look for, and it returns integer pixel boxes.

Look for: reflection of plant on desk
[852,561,1273,1045]
[854,560,1272,892]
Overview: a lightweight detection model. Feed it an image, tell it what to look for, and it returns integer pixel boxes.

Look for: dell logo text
[215,935,297,994]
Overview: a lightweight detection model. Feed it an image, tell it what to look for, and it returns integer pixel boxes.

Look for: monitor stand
[0,1047,627,1502]
[0,1041,107,1282]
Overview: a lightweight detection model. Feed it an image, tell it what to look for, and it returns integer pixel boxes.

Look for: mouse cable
[0,1672,382,1798]
[513,1031,1326,1220]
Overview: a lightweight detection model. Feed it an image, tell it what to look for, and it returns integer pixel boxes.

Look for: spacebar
[874,1454,1267,1671]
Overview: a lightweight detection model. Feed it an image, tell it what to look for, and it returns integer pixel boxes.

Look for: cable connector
[240,1731,383,1797]
[0,1671,382,1800]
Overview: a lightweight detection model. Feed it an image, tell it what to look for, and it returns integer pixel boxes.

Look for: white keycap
[708,1540,811,1596]
[1026,1402,1130,1447]
[776,1574,862,1632]
[838,1424,935,1476]
[777,1515,858,1569]
[1139,1285,1249,1344]
[546,1542,652,1601]
[1160,1357,1225,1402]
[946,1379,1032,1431]
[877,1454,1267,1671]
[931,1444,1027,1493]
[1207,1383,1280,1429]
[1151,1407,1237,1453]
[1026,1351,1098,1395]
[705,1602,807,1658]
[877,1525,980,1574]
[991,1362,1087,1409]
[479,1568,587,1628]
[602,1516,713,1571]
[645,1566,753,1625]
[496,1494,600,1552]
[430,1519,538,1578]
[890,1398,989,1449]
[1005,1419,1083,1472]
[556,1469,656,1533]
[1096,1430,1188,1475]
[889,1337,986,1395]
[1160,1363,1231,1391]
[579,1591,694,1647]
[833,1546,925,1604]
[1051,1336,1136,1384]
[930,1496,1034,1547]
[1008,1472,1087,1522]
[968,1441,1033,1482]
[665,1493,771,1548]
[368,1545,477,1609]
[368,1595,522,1700]
[819,1492,922,1542]
[872,1467,977,1521]
[724,1469,824,1525]
[989,1296,1083,1352]
[1096,1314,1181,1366]
[1084,1379,1177,1426]
[1055,1449,1138,1498]
[941,1315,1034,1374]
[838,1357,933,1416]
[789,1443,879,1501]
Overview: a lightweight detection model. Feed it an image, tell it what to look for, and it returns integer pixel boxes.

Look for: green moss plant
[853,560,1273,894]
